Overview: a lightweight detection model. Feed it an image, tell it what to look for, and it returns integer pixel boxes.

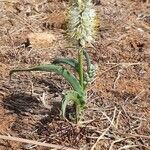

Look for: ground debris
[0,0,149,149]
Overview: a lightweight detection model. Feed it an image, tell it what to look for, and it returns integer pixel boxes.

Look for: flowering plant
[10,0,98,122]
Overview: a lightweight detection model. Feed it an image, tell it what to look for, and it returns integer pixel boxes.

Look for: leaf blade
[61,90,85,118]
[52,58,79,73]
[10,64,84,97]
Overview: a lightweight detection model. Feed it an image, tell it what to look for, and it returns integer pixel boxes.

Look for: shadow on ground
[2,93,40,115]
[2,93,61,120]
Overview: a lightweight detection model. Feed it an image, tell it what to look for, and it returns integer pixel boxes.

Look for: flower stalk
[78,45,84,90]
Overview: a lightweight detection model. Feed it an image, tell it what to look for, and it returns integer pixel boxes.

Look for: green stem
[83,49,91,74]
[78,46,84,90]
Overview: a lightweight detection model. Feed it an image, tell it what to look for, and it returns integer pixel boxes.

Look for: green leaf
[52,58,79,73]
[10,64,84,97]
[61,90,85,118]
[83,49,91,74]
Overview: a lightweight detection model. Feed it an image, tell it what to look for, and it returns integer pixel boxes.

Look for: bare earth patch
[0,0,150,149]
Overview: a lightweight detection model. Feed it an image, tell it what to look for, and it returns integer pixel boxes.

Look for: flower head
[67,0,98,47]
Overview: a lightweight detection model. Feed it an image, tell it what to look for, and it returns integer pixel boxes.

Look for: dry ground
[0,0,150,149]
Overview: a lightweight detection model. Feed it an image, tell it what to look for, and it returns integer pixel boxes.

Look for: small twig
[109,138,130,150]
[87,136,109,140]
[118,144,139,150]
[39,92,52,110]
[99,64,119,76]
[0,0,18,3]
[106,62,145,67]
[91,126,111,150]
[130,90,145,103]
[100,109,116,128]
[115,110,121,129]
[121,133,150,139]
[79,119,95,125]
[113,67,124,89]
[109,133,150,150]
[90,107,117,150]
[0,135,77,150]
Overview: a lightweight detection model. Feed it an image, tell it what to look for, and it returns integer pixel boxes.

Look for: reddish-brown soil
[0,0,150,149]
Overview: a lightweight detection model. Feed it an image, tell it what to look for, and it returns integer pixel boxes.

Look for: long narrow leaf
[61,90,85,117]
[10,64,83,96]
[52,58,79,73]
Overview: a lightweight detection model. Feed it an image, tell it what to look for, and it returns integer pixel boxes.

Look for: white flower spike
[67,0,98,47]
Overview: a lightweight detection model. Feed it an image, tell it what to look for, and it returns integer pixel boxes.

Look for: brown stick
[0,135,77,150]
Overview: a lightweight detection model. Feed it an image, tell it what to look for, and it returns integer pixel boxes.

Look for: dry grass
[0,0,150,149]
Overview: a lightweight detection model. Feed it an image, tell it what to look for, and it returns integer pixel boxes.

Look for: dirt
[0,0,150,149]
